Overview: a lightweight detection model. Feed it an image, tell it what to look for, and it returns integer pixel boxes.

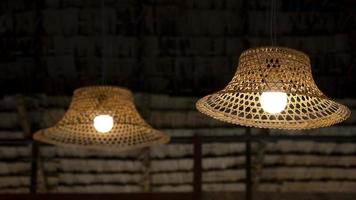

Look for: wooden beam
[245,128,252,200]
[16,95,32,139]
[30,142,38,194]
[0,193,194,200]
[1,192,355,200]
[193,135,202,200]
[16,95,39,194]
[252,130,268,191]
[139,147,151,192]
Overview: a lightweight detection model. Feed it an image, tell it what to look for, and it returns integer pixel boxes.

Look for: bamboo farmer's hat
[34,86,170,151]
[196,47,350,130]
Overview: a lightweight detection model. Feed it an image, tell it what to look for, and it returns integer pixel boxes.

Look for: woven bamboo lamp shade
[196,47,350,130]
[34,86,170,151]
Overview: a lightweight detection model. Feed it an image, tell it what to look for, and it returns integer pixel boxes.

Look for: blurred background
[0,0,355,199]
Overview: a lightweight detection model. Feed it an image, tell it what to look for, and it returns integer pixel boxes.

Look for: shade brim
[33,125,170,152]
[196,91,350,130]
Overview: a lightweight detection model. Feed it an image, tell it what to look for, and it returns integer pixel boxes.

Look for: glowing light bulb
[93,115,113,133]
[260,92,288,114]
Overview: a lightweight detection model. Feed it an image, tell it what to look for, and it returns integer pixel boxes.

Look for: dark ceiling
[0,0,355,97]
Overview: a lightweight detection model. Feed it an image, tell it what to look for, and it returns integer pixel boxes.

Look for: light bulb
[260,92,288,114]
[93,115,114,133]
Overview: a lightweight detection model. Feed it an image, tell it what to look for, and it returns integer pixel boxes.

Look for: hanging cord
[270,0,274,46]
[273,0,278,45]
[101,0,106,84]
[270,0,278,46]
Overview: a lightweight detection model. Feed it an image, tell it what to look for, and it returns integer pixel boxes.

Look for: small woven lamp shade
[196,47,350,129]
[34,86,170,151]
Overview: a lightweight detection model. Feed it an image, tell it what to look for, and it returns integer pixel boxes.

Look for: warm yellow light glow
[93,115,114,133]
[260,92,288,114]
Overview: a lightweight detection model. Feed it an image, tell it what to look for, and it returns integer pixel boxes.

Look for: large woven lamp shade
[196,47,350,130]
[34,86,170,151]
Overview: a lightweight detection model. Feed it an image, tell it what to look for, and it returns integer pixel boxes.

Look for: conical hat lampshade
[196,47,350,129]
[34,86,170,151]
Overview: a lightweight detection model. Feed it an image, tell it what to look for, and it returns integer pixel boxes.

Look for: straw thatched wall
[0,93,355,195]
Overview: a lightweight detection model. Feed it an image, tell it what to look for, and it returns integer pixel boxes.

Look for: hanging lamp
[196,47,350,129]
[34,86,170,151]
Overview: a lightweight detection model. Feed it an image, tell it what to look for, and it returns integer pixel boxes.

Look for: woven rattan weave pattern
[34,86,170,151]
[196,47,350,129]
